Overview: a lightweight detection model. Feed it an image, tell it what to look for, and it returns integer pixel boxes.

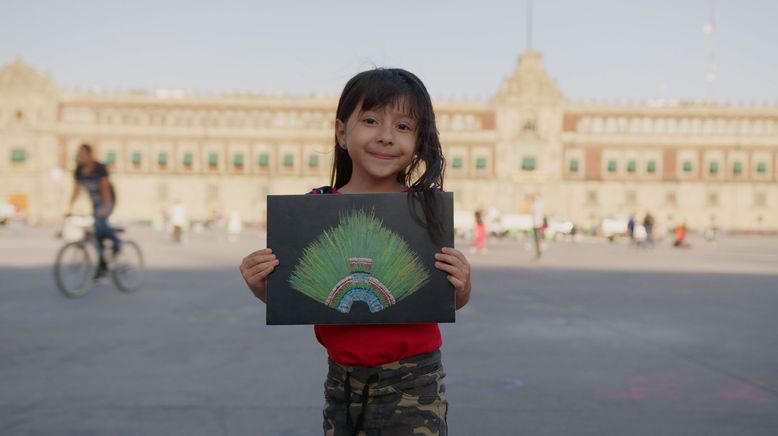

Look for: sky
[2,0,777,103]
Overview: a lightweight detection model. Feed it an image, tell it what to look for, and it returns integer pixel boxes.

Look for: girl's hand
[434,247,472,310]
[239,248,279,303]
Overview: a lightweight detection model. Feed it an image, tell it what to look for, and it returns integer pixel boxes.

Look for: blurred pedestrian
[627,214,636,245]
[642,212,655,248]
[471,210,487,254]
[673,222,688,248]
[531,195,544,258]
[170,199,188,244]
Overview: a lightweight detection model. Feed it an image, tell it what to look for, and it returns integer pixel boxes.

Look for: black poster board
[266,191,454,325]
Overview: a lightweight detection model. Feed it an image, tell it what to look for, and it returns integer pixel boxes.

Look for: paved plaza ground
[1,224,777,435]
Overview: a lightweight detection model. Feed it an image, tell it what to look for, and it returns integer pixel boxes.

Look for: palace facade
[1,51,777,230]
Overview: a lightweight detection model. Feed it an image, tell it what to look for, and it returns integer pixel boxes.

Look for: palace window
[475,157,487,169]
[733,162,743,175]
[131,152,142,166]
[647,160,657,173]
[452,157,463,169]
[283,154,294,167]
[667,118,678,134]
[607,160,617,173]
[10,148,26,163]
[234,153,244,167]
[627,160,636,173]
[569,159,579,173]
[683,161,693,173]
[105,151,116,165]
[208,153,219,168]
[605,118,616,133]
[308,154,319,167]
[709,162,719,174]
[183,153,193,167]
[521,156,536,171]
[258,153,270,167]
[592,117,603,133]
[756,162,767,174]
[158,152,168,166]
[642,117,653,134]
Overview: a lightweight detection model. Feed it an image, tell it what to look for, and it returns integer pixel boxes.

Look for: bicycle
[54,215,145,298]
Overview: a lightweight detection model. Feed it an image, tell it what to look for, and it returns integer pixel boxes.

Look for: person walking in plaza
[471,210,488,254]
[673,221,688,248]
[240,68,472,435]
[642,211,655,248]
[531,194,544,259]
[67,143,121,279]
[627,214,636,245]
[170,199,188,244]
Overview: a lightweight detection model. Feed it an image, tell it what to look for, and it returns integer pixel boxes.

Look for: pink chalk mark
[598,372,686,401]
[718,381,770,405]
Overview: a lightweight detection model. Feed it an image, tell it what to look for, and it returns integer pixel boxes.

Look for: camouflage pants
[323,349,448,436]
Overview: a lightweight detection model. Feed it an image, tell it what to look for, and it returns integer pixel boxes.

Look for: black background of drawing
[266,192,455,325]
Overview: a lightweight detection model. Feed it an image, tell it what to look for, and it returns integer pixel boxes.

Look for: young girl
[240,68,472,435]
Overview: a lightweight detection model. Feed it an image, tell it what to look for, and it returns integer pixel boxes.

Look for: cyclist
[67,143,121,279]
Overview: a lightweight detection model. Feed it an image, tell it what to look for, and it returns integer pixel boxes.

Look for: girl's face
[336,98,418,190]
[77,148,93,166]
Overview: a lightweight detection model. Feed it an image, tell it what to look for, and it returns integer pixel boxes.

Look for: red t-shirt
[309,187,442,367]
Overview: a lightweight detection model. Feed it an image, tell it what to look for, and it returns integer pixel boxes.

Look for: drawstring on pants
[344,371,379,436]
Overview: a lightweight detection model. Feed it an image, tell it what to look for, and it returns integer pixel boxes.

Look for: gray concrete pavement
[1,225,777,435]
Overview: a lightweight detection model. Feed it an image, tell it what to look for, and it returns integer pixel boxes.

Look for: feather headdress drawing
[289,209,429,313]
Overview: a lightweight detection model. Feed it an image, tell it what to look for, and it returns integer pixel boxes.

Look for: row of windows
[96,152,538,174]
[62,107,336,130]
[98,151,323,170]
[60,107,488,131]
[577,116,778,136]
[450,156,537,171]
[8,146,772,179]
[567,158,771,176]
[437,113,483,131]
[11,149,525,174]
[451,156,489,170]
[61,107,490,133]
[584,190,769,208]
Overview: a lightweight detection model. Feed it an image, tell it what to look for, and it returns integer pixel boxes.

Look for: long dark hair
[330,68,446,242]
[76,143,93,172]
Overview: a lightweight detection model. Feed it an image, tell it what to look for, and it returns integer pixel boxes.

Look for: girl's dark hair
[76,143,93,172]
[330,68,446,242]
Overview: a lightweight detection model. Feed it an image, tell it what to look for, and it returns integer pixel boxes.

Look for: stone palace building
[1,51,776,231]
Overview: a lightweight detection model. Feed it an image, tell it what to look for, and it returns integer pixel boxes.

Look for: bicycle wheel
[54,242,93,298]
[112,240,144,292]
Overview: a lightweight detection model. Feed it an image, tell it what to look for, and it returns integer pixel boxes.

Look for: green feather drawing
[289,209,430,313]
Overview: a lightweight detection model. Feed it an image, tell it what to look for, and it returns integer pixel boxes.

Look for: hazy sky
[2,0,777,102]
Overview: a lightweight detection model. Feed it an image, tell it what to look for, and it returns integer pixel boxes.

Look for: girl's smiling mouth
[369,152,399,160]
